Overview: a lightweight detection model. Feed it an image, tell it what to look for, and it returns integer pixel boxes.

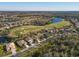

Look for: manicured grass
[45,21,71,29]
[9,21,71,37]
[9,26,44,37]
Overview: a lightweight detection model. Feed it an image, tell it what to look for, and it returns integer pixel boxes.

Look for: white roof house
[75,22,79,28]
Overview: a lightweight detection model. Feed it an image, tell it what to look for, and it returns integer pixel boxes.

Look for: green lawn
[9,21,71,37]
[45,20,71,28]
[9,26,44,37]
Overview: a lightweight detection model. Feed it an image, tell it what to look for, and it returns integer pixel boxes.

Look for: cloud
[0,6,79,11]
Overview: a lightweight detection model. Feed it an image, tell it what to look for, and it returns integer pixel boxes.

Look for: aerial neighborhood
[0,11,79,57]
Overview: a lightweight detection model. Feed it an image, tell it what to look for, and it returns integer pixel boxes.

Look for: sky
[0,2,79,11]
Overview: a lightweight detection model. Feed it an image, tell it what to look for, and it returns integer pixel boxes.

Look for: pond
[0,36,8,43]
[51,18,64,23]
